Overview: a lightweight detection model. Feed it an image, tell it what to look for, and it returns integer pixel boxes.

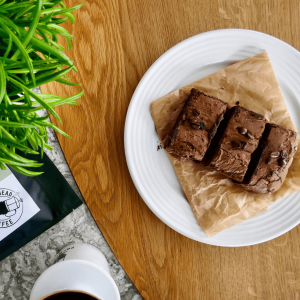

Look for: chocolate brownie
[165,89,229,161]
[241,123,298,194]
[210,106,266,182]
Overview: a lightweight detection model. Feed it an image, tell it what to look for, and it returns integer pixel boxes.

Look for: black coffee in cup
[43,291,100,300]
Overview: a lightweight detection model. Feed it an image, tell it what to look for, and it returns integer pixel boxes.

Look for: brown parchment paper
[151,52,300,237]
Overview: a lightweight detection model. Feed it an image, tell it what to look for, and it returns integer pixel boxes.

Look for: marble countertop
[0,93,142,300]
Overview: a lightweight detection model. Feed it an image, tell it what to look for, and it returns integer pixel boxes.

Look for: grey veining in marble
[0,88,142,300]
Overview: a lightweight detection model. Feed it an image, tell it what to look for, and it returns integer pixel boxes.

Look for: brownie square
[241,123,298,194]
[165,89,229,161]
[210,106,266,182]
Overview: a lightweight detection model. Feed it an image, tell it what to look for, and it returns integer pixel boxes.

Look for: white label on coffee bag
[0,169,40,241]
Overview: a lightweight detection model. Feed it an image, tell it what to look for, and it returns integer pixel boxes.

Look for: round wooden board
[42,1,300,299]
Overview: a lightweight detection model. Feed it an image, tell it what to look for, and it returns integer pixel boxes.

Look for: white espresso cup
[30,243,120,300]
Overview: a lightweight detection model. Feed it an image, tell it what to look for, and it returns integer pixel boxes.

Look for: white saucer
[30,260,120,300]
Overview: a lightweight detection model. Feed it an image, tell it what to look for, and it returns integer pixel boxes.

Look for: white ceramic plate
[124,29,300,247]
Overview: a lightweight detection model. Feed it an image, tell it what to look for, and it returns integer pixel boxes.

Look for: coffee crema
[43,291,100,300]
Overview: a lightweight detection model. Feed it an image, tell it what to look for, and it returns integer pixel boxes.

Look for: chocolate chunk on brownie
[241,123,298,194]
[210,106,266,182]
[165,88,229,161]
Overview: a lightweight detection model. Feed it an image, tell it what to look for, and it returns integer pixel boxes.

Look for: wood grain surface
[41,1,300,299]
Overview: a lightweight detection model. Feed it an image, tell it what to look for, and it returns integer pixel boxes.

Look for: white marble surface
[0,89,142,300]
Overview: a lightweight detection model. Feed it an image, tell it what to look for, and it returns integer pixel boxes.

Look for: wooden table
[42,1,300,299]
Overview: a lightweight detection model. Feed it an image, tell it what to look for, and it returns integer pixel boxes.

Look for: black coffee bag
[0,151,82,261]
